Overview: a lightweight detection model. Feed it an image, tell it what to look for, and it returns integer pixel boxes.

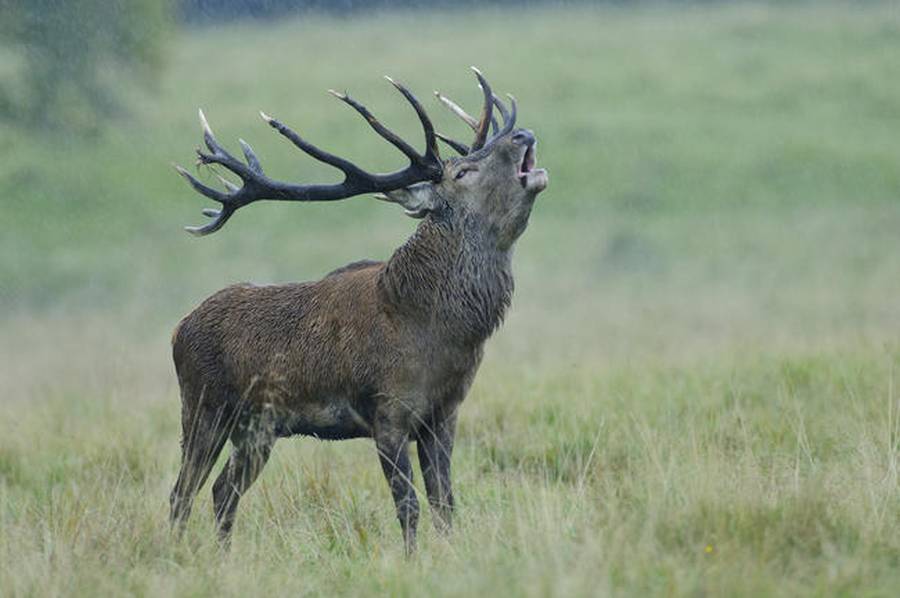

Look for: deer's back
[172,260,393,414]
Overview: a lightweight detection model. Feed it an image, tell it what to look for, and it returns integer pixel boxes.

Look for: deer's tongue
[518,144,537,179]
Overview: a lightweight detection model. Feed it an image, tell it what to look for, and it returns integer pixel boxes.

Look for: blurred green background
[1,2,899,596]
[2,1,898,360]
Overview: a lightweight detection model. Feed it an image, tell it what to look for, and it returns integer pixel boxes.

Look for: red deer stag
[170,68,548,553]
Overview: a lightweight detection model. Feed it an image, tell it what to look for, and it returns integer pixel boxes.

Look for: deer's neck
[380,210,514,344]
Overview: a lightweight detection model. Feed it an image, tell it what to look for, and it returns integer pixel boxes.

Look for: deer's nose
[512,129,535,147]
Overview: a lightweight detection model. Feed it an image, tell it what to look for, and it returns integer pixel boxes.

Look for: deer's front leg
[416,410,457,534]
[374,422,419,555]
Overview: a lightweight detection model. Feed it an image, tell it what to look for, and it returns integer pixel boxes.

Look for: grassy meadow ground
[2,2,900,595]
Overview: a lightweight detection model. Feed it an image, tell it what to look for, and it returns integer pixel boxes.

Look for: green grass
[2,2,900,596]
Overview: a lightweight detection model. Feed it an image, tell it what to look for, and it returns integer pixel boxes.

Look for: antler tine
[384,76,441,165]
[175,164,225,203]
[238,138,263,174]
[260,111,369,181]
[492,94,509,124]
[432,78,516,157]
[491,93,517,141]
[435,132,470,156]
[433,90,478,155]
[195,109,253,178]
[435,69,501,153]
[198,109,223,155]
[174,165,236,235]
[488,95,508,136]
[469,67,494,152]
[435,91,479,131]
[328,88,422,165]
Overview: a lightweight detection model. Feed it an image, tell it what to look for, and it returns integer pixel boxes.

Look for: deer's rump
[172,264,389,439]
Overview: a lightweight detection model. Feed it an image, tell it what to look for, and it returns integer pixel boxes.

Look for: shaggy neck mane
[380,208,514,344]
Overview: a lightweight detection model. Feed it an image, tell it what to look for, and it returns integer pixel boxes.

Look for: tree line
[178,0,550,23]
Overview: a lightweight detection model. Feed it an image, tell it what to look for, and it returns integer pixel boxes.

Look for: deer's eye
[454,168,472,180]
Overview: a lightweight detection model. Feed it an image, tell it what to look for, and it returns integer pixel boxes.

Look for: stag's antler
[434,67,517,156]
[175,77,443,236]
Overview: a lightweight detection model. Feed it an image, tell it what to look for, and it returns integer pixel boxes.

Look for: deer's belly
[271,397,373,440]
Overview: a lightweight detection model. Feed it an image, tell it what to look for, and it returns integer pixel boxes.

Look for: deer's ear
[374,183,441,219]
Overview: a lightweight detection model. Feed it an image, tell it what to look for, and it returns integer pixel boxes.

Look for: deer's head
[176,68,548,249]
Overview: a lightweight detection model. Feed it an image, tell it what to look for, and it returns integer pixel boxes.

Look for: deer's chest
[396,335,484,408]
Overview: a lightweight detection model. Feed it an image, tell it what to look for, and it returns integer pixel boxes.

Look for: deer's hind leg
[169,386,234,533]
[211,407,276,547]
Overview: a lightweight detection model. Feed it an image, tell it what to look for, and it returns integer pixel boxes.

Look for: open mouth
[517,141,548,192]
[518,142,536,178]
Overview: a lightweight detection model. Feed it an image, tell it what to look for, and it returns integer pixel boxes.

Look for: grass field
[2,2,900,596]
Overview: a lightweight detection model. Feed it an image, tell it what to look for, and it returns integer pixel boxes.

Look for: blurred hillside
[1,2,899,365]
